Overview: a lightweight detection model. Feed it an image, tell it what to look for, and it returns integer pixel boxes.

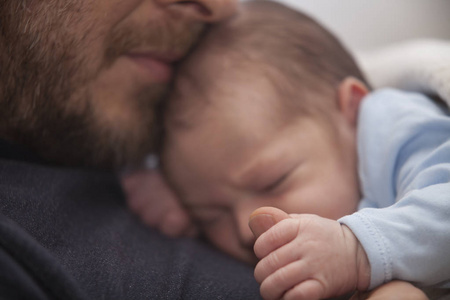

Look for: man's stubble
[0,1,202,169]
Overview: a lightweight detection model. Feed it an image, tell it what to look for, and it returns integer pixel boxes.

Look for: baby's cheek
[203,218,237,252]
[203,219,257,264]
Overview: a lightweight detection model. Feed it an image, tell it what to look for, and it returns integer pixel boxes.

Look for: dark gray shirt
[0,140,261,300]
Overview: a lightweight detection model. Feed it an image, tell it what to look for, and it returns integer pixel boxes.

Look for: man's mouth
[126,52,181,84]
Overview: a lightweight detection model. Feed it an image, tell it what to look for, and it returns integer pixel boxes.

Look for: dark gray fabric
[0,140,261,300]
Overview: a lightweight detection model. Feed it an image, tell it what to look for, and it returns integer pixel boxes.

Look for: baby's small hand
[121,169,197,237]
[350,280,428,300]
[249,207,370,300]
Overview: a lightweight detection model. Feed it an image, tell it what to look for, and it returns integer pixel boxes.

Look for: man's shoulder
[0,244,56,300]
[0,222,87,300]
[0,157,111,300]
[0,158,261,300]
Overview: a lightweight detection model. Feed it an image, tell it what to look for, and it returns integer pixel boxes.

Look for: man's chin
[57,78,168,170]
[38,133,152,171]
[28,102,157,171]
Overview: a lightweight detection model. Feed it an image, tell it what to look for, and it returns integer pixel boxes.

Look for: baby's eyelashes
[259,172,290,193]
[257,165,300,196]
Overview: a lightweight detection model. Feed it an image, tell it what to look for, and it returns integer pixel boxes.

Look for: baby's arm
[340,90,450,289]
[249,207,370,300]
[340,182,450,290]
[121,168,196,237]
[250,207,429,300]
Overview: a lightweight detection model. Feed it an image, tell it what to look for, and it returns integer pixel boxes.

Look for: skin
[157,72,428,299]
[157,70,372,300]
[124,172,428,300]
[124,168,198,236]
[349,281,428,300]
[0,1,428,299]
[121,7,430,299]
[162,72,364,264]
[120,3,429,299]
[0,0,237,169]
[249,208,428,300]
[249,207,370,299]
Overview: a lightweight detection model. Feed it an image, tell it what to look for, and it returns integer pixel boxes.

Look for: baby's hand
[249,207,370,300]
[121,169,197,237]
[350,280,428,300]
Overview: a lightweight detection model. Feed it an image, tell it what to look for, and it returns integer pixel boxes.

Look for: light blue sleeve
[339,89,450,290]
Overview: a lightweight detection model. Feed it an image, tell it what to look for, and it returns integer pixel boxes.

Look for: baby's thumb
[248,207,290,239]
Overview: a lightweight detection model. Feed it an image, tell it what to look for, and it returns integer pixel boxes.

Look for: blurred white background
[241,0,450,52]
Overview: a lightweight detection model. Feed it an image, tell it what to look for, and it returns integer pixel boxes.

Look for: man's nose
[157,0,238,22]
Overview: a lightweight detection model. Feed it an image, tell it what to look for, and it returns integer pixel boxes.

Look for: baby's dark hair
[175,0,367,118]
[165,0,370,140]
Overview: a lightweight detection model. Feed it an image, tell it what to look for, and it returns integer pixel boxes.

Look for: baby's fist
[122,169,196,237]
[249,208,370,300]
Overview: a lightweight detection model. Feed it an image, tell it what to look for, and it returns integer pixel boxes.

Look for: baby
[124,1,449,299]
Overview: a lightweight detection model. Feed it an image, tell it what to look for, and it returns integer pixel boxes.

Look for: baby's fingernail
[248,214,276,238]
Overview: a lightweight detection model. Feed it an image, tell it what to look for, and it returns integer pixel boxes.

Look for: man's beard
[0,1,202,170]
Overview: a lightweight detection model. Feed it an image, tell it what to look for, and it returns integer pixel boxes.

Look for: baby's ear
[337,77,369,127]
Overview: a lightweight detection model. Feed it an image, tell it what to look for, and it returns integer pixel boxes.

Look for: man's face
[163,77,361,264]
[0,0,237,168]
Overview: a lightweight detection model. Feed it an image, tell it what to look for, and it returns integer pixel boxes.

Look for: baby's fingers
[259,260,309,300]
[255,241,302,284]
[253,218,300,259]
[122,169,196,237]
[283,279,325,300]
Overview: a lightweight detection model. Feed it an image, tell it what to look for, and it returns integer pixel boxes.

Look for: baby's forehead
[165,38,334,137]
[167,64,293,130]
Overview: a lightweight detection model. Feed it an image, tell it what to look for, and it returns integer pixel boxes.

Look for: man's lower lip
[127,54,173,83]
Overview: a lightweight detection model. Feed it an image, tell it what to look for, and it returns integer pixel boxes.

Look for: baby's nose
[235,208,257,248]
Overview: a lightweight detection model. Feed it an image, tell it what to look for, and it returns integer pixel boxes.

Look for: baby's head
[162,0,369,263]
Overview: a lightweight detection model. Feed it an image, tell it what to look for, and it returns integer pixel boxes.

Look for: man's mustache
[104,18,205,69]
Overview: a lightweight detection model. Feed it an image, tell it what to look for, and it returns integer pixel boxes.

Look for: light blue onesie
[339,89,450,290]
